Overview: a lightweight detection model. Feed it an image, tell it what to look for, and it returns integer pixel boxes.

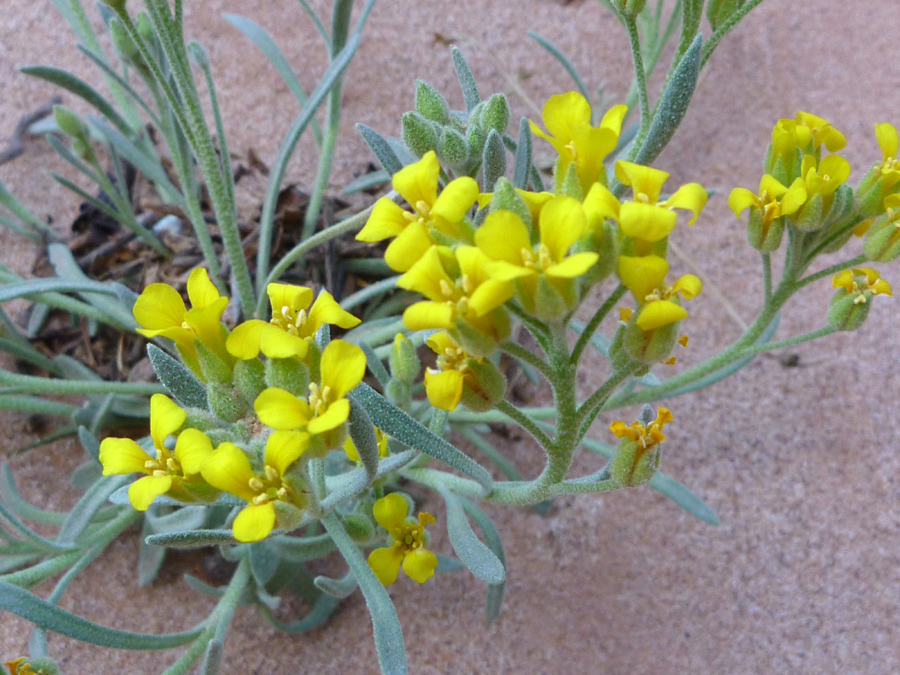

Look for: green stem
[796,255,867,290]
[257,204,377,316]
[0,370,165,396]
[762,252,773,302]
[575,367,637,442]
[494,399,553,449]
[739,326,835,356]
[570,284,626,365]
[499,340,552,380]
[623,15,652,160]
[340,276,400,312]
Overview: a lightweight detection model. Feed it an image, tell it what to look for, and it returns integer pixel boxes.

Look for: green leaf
[321,512,407,675]
[633,34,702,167]
[313,569,357,599]
[77,427,100,463]
[0,182,54,239]
[144,529,240,549]
[200,639,223,675]
[0,580,204,649]
[139,517,167,587]
[56,475,127,545]
[0,278,120,304]
[451,46,481,114]
[147,345,209,410]
[19,66,132,137]
[347,399,379,482]
[350,383,493,494]
[460,498,507,625]
[342,169,390,195]
[0,499,75,553]
[435,553,465,573]
[439,488,505,585]
[260,591,341,633]
[357,124,403,176]
[268,533,336,563]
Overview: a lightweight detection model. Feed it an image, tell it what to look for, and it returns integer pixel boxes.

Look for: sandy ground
[1,0,900,673]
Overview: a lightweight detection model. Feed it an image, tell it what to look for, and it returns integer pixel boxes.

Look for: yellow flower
[200,432,309,542]
[800,153,851,201]
[873,123,900,196]
[356,151,479,272]
[368,493,438,586]
[254,340,366,437]
[227,284,360,361]
[610,407,674,449]
[133,267,232,375]
[530,91,627,194]
[832,268,892,303]
[771,111,846,164]
[398,245,512,341]
[729,174,807,225]
[475,194,599,316]
[618,255,701,331]
[423,332,471,411]
[614,161,708,253]
[344,427,390,462]
[98,395,215,510]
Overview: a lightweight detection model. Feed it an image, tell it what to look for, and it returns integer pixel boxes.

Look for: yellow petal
[308,399,350,435]
[368,546,404,586]
[343,436,361,462]
[615,161,669,203]
[320,340,366,397]
[99,437,151,476]
[356,198,410,242]
[128,475,172,512]
[664,183,708,225]
[402,547,438,584]
[267,283,313,315]
[583,182,621,230]
[467,279,514,316]
[832,269,855,291]
[233,503,276,543]
[544,252,599,279]
[200,442,257,501]
[255,388,310,430]
[150,394,186,451]
[599,104,628,136]
[307,291,361,332]
[541,91,591,142]
[393,150,439,209]
[403,301,456,331]
[133,283,186,330]
[226,320,268,360]
[475,210,531,265]
[425,369,465,411]
[618,255,668,301]
[384,221,434,272]
[672,274,703,300]
[397,245,454,301]
[619,201,678,242]
[174,428,214,475]
[727,187,759,218]
[636,300,688,331]
[265,430,310,476]
[818,155,851,189]
[876,123,899,161]
[539,195,587,262]
[186,267,221,310]
[183,297,230,358]
[781,178,808,216]
[431,176,479,223]
[373,493,409,531]
[259,326,309,360]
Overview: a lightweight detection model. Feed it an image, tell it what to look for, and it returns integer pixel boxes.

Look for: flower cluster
[359,91,709,407]
[102,275,373,543]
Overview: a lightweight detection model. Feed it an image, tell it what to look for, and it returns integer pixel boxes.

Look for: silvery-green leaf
[460,498,507,624]
[451,46,480,114]
[439,488,505,585]
[313,569,357,599]
[147,344,209,410]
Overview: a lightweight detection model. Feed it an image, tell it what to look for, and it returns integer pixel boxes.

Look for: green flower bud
[555,159,584,201]
[414,79,450,124]
[489,177,533,228]
[622,318,679,365]
[343,513,375,543]
[747,210,785,252]
[136,12,155,44]
[826,184,854,226]
[791,193,826,232]
[460,357,507,412]
[110,17,142,67]
[234,358,266,404]
[855,168,884,219]
[613,0,647,19]
[437,127,469,172]
[187,41,210,69]
[401,111,439,159]
[386,379,411,410]
[207,382,248,423]
[608,405,670,487]
[273,499,306,533]
[481,93,510,135]
[54,105,89,141]
[827,289,872,332]
[453,311,509,358]
[264,356,310,395]
[389,333,420,384]
[706,0,743,31]
[196,341,233,385]
[5,656,60,675]
[864,214,900,263]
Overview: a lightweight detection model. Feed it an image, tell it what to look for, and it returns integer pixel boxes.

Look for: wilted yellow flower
[832,267,892,303]
[610,407,674,449]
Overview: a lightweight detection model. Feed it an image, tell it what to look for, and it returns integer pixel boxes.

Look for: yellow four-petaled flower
[368,493,438,586]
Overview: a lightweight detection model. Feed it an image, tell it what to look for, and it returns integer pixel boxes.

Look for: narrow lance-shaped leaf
[451,46,481,114]
[460,497,507,625]
[439,487,505,585]
[147,345,209,410]
[482,128,507,192]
